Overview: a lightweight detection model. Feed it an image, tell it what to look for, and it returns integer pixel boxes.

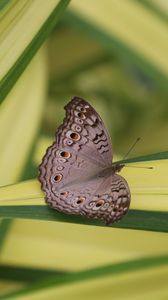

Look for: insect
[38,97,130,225]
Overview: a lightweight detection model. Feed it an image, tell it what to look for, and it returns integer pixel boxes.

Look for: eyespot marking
[60,191,68,196]
[70,132,80,141]
[75,117,83,125]
[66,139,73,146]
[77,112,85,119]
[57,166,64,171]
[53,174,62,182]
[58,158,66,163]
[60,151,71,159]
[77,106,86,113]
[71,123,82,132]
[77,197,85,204]
[96,199,104,207]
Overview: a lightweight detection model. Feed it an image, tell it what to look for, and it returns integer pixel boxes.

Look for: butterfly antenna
[122,138,153,169]
[123,137,141,160]
[125,165,153,170]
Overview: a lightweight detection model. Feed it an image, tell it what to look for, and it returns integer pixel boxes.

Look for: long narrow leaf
[0,49,47,185]
[0,206,167,233]
[0,151,168,231]
[0,0,70,103]
[1,256,168,299]
[0,265,67,283]
[0,219,12,250]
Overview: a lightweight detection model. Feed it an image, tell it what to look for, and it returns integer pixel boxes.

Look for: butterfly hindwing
[39,141,104,199]
[39,151,130,224]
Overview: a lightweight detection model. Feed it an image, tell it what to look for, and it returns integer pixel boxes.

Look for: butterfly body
[39,97,130,225]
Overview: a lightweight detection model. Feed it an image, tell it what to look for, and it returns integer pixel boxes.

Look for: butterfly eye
[53,174,62,182]
[60,151,71,159]
[96,199,104,207]
[70,132,80,141]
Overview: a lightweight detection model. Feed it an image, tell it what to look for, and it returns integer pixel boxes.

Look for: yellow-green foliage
[0,0,168,299]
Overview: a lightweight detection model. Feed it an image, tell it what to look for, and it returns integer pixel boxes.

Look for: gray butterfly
[39,97,130,225]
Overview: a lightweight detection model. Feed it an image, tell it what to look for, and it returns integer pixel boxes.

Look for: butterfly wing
[79,173,130,224]
[39,96,130,224]
[56,96,113,167]
[39,96,113,200]
[39,154,130,224]
[39,140,103,197]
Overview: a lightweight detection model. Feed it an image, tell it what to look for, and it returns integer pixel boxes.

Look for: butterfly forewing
[56,97,113,167]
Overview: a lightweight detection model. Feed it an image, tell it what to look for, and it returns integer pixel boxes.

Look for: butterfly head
[112,163,125,173]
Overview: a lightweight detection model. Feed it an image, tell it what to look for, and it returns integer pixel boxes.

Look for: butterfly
[38,97,130,225]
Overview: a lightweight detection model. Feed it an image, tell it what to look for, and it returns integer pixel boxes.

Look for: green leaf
[137,0,168,23]
[0,0,10,10]
[0,150,168,232]
[0,265,67,283]
[0,219,12,251]
[116,150,168,164]
[1,255,168,299]
[0,49,47,185]
[0,0,70,104]
[0,206,167,233]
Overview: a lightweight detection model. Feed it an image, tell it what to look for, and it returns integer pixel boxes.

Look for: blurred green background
[41,4,168,161]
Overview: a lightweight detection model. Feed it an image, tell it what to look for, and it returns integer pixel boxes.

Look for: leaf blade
[0,205,167,233]
[1,255,168,299]
[0,0,70,103]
